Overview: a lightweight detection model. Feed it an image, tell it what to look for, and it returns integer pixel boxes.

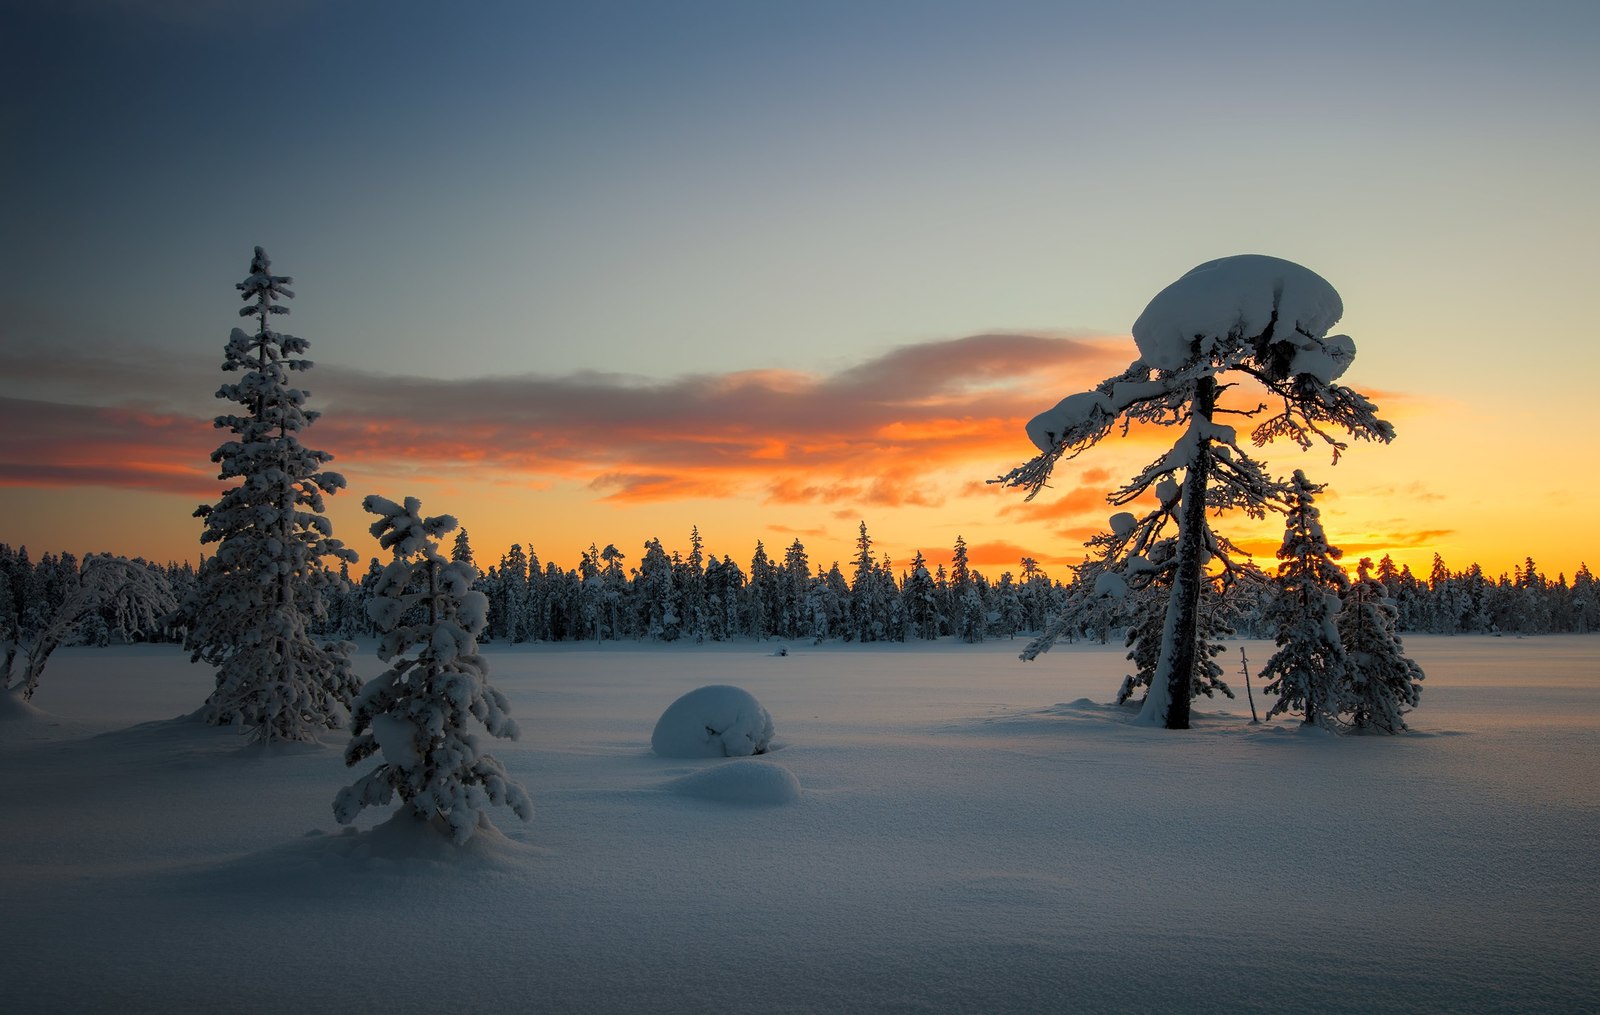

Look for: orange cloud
[1336,530,1457,554]
[0,396,216,496]
[3,334,1136,513]
[1,332,1438,534]
[961,540,1079,571]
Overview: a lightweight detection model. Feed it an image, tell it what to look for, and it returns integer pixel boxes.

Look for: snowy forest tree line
[2,535,1594,657]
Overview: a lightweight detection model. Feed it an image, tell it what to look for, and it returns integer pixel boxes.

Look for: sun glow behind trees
[0,329,1577,586]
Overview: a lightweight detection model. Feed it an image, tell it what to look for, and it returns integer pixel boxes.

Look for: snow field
[3,637,1598,1013]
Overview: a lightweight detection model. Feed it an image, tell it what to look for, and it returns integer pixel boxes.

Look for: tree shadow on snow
[76,710,341,769]
[938,699,1452,743]
[163,810,541,901]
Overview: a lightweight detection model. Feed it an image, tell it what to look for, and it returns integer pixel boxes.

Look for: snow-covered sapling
[335,495,532,843]
[1258,471,1349,728]
[1337,560,1425,733]
[996,255,1393,729]
[182,247,358,743]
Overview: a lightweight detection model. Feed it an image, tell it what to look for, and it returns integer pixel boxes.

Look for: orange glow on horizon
[1,334,1590,583]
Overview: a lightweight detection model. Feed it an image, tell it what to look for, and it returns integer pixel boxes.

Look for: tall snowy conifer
[1258,471,1349,727]
[997,255,1393,729]
[336,495,532,843]
[183,247,358,742]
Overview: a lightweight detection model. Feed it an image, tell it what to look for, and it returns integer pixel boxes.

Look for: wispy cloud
[0,396,216,496]
[1231,528,1458,564]
[2,332,1440,527]
[1,333,1131,508]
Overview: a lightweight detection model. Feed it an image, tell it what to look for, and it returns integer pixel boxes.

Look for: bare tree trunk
[1159,376,1216,730]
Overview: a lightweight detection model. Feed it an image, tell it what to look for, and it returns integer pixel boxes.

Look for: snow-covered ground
[4,636,1597,1014]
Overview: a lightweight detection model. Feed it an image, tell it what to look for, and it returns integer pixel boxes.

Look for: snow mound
[176,811,534,898]
[1131,254,1345,372]
[664,759,801,806]
[310,810,529,864]
[651,685,775,758]
[0,688,46,721]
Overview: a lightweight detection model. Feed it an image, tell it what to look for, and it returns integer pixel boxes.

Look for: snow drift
[664,758,801,805]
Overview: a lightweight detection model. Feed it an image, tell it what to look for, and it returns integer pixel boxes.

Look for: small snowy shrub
[334,495,532,843]
[1259,471,1350,728]
[1337,562,1425,733]
[651,685,775,758]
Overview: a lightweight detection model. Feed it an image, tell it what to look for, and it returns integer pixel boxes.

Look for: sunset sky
[3,0,1596,582]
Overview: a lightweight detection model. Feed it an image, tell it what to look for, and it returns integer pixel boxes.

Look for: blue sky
[3,0,1597,574]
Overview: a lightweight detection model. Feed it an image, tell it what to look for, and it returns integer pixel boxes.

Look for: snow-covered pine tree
[182,247,358,742]
[335,495,532,843]
[1257,470,1349,727]
[744,541,774,640]
[598,543,628,640]
[1574,563,1598,634]
[850,522,881,642]
[875,552,907,642]
[636,538,679,640]
[903,551,940,640]
[1336,559,1424,733]
[996,255,1393,728]
[991,572,1025,639]
[450,528,476,568]
[782,539,811,639]
[681,526,709,642]
[575,546,603,640]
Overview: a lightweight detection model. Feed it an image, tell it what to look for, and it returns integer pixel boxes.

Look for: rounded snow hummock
[664,759,801,806]
[651,684,775,758]
[0,688,46,721]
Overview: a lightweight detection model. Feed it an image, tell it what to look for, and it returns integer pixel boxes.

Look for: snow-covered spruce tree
[335,495,532,843]
[1257,470,1349,728]
[183,247,358,742]
[1336,559,1424,733]
[997,255,1393,729]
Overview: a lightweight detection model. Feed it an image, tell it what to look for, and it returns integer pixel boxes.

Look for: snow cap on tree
[1131,254,1352,378]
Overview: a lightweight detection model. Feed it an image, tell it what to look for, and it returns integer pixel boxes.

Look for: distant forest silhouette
[3,530,1593,649]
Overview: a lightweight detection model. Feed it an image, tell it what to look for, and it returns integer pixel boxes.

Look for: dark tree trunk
[1162,376,1216,730]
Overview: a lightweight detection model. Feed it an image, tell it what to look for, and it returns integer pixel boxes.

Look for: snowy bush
[1259,471,1351,728]
[1337,563,1425,733]
[334,495,532,843]
[651,685,775,758]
